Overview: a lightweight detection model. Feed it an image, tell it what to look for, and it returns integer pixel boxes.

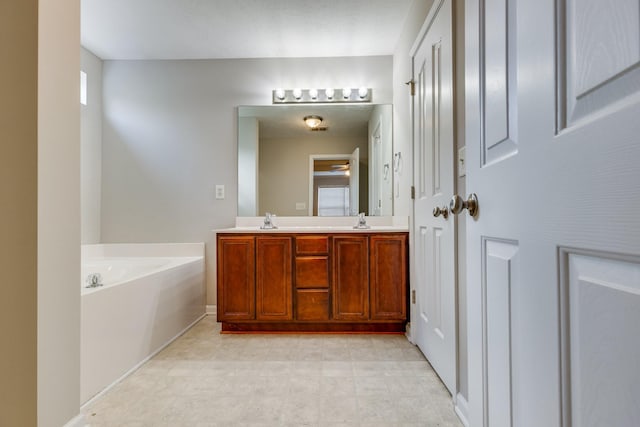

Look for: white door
[412,0,456,394]
[465,0,640,426]
[349,147,359,215]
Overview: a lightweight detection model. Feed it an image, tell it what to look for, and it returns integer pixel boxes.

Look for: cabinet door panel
[256,236,293,320]
[295,256,329,288]
[370,234,407,320]
[296,289,330,321]
[332,236,369,320]
[217,236,255,320]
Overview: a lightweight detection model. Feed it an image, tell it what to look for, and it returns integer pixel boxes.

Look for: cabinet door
[256,236,293,320]
[370,234,407,320]
[332,236,369,320]
[217,236,255,320]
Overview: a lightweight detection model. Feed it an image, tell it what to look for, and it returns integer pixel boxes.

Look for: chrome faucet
[353,212,370,229]
[85,273,103,288]
[260,212,277,229]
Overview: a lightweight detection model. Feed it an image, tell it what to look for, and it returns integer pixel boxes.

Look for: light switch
[215,185,225,200]
[458,147,466,178]
[295,202,306,210]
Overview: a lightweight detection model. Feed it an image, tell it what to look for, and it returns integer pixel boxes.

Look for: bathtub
[81,243,205,404]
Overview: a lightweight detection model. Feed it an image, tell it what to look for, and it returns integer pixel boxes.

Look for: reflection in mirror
[238,104,393,216]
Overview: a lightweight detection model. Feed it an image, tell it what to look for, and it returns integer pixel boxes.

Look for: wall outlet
[295,202,306,210]
[215,184,225,200]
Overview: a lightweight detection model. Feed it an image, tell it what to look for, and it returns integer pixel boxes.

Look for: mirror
[238,104,393,216]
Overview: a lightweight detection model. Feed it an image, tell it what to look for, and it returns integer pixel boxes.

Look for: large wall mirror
[238,104,393,217]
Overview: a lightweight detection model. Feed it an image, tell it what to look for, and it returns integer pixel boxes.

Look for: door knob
[433,206,449,219]
[449,193,479,217]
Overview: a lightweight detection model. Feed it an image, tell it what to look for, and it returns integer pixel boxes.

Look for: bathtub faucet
[85,273,103,288]
[260,212,277,229]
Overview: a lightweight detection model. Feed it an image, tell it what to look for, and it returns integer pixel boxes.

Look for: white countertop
[214,216,409,234]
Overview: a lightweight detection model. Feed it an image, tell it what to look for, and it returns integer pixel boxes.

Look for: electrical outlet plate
[295,202,306,210]
[215,185,225,200]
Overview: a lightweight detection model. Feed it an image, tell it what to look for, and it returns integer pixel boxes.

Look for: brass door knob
[449,193,479,217]
[433,206,449,219]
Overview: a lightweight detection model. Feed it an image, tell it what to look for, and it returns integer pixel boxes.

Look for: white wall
[38,0,81,425]
[259,134,368,216]
[100,56,392,305]
[81,47,103,244]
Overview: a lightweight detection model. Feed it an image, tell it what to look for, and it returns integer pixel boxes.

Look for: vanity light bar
[272,88,372,104]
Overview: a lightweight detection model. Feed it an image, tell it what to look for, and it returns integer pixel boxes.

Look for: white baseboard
[454,392,470,427]
[206,304,217,318]
[63,413,86,427]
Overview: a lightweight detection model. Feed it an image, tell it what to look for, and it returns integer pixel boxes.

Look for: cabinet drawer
[295,256,329,288]
[296,290,329,321]
[295,236,329,255]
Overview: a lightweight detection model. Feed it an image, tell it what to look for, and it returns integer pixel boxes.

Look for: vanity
[216,217,408,333]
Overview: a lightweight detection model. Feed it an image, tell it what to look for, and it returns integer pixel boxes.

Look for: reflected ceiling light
[275,89,286,100]
[293,88,303,100]
[358,87,369,98]
[342,88,352,99]
[303,115,323,129]
[309,88,318,99]
[325,88,334,99]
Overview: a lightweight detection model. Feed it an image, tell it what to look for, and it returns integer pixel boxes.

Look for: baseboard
[454,392,470,427]
[81,313,206,410]
[206,304,217,318]
[63,413,86,427]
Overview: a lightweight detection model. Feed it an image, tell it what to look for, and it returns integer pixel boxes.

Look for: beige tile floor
[83,316,462,427]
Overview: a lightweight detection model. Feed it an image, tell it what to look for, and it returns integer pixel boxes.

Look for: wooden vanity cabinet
[295,236,330,321]
[217,232,408,332]
[332,236,369,320]
[369,234,407,320]
[217,236,255,321]
[256,236,292,321]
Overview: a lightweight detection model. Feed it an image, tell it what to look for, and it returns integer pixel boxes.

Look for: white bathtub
[81,243,205,404]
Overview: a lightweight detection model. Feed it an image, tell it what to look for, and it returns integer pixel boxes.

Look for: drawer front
[295,256,329,288]
[295,236,329,255]
[296,290,329,321]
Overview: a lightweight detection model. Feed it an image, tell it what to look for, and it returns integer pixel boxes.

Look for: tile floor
[82,316,462,426]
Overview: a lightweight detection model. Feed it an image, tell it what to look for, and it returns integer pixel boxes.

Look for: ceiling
[239,104,377,139]
[81,0,414,60]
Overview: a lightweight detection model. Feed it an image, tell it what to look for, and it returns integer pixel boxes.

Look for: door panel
[332,236,369,320]
[561,250,640,427]
[256,236,292,320]
[561,0,640,127]
[412,0,456,395]
[370,234,407,320]
[217,236,255,320]
[466,0,640,425]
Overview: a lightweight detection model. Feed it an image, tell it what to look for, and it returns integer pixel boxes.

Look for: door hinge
[411,186,415,200]
[405,79,415,96]
[412,290,416,304]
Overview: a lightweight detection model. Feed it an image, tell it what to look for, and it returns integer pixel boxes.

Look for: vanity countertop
[214,216,409,234]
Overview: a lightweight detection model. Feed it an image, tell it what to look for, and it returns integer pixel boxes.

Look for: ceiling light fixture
[271,88,371,104]
[303,115,323,129]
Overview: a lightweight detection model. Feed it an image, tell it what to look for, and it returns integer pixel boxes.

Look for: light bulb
[309,88,318,99]
[325,88,334,99]
[358,87,368,98]
[343,88,352,99]
[293,88,302,100]
[275,89,286,100]
[303,115,323,129]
